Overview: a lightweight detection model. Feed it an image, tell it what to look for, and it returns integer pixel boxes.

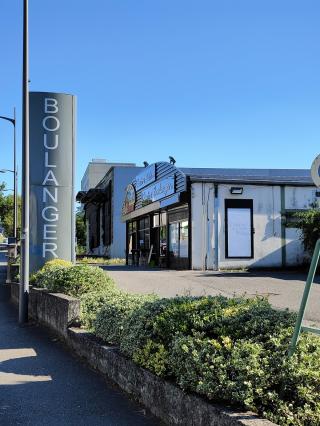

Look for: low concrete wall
[7,263,19,283]
[9,283,276,426]
[29,288,80,338]
[10,284,80,338]
[67,327,275,426]
[10,281,20,306]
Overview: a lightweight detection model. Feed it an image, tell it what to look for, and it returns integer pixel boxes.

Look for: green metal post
[288,239,320,357]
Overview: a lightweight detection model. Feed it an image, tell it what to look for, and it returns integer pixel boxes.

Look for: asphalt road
[0,251,160,426]
[103,265,320,327]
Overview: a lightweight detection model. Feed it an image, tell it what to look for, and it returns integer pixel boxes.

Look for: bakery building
[77,162,142,258]
[122,161,316,270]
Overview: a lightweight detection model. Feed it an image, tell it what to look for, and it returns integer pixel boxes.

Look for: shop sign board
[141,176,175,204]
[135,164,156,190]
[122,184,136,214]
[29,92,76,273]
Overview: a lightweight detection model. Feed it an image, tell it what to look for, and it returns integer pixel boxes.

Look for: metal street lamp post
[20,0,29,324]
[0,110,17,241]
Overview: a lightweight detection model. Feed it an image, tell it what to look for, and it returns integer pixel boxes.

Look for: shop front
[122,162,190,269]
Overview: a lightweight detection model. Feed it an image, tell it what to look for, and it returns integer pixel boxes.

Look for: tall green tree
[0,182,21,237]
[76,209,86,251]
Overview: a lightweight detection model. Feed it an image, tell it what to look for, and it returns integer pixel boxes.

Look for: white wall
[191,183,316,270]
[218,184,282,269]
[81,161,109,191]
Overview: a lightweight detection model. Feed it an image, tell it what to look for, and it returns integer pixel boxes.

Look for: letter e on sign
[311,154,320,187]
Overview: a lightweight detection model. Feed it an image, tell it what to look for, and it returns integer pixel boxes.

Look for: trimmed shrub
[170,330,320,426]
[36,264,116,297]
[119,295,320,425]
[93,292,158,345]
[30,258,73,287]
[80,289,121,330]
[120,296,293,374]
[31,259,320,425]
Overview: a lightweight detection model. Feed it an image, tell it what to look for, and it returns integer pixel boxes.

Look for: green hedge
[93,292,158,345]
[30,258,73,287]
[80,289,121,330]
[118,296,319,425]
[82,290,320,425]
[34,261,116,297]
[33,260,320,425]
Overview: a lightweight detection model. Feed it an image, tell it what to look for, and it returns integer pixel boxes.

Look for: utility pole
[13,107,17,243]
[19,0,29,324]
[0,109,17,243]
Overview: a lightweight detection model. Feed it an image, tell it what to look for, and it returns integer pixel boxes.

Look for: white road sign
[311,154,320,187]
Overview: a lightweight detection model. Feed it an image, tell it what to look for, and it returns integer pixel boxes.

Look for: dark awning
[76,188,108,204]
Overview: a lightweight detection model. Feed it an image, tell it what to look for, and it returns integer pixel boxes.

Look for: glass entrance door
[169,220,189,269]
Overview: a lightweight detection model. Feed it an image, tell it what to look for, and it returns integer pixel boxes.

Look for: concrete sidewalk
[0,302,160,426]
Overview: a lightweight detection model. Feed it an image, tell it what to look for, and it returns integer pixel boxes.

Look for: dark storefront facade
[77,165,140,258]
[122,162,190,269]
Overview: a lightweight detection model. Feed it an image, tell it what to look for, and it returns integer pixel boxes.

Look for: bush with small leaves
[80,288,121,330]
[36,264,116,297]
[93,291,157,345]
[31,259,320,425]
[30,258,73,287]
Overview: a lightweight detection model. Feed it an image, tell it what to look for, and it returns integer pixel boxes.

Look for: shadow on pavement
[0,302,160,426]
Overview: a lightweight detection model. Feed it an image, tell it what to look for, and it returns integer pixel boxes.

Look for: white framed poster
[225,200,253,258]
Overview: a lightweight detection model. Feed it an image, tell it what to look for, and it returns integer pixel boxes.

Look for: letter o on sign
[311,154,320,187]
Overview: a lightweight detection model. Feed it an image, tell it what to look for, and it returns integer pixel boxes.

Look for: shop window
[154,213,167,228]
[153,214,160,228]
[139,217,150,251]
[169,223,179,257]
[128,221,137,254]
[179,221,189,257]
[169,221,189,258]
[159,225,167,257]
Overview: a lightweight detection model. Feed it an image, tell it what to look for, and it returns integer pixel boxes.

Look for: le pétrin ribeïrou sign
[29,92,76,273]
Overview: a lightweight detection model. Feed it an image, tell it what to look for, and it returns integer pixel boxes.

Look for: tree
[0,182,21,237]
[295,208,320,255]
[76,209,86,252]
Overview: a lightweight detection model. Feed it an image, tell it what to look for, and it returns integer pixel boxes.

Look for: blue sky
[0,1,319,191]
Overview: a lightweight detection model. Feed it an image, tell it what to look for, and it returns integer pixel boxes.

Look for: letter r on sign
[43,243,58,258]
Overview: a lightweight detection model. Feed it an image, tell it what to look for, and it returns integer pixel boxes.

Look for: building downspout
[281,186,286,268]
[213,184,219,271]
[206,185,214,270]
[202,183,206,270]
[99,204,104,255]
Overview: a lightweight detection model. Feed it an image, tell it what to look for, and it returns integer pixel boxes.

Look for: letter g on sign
[42,206,59,222]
